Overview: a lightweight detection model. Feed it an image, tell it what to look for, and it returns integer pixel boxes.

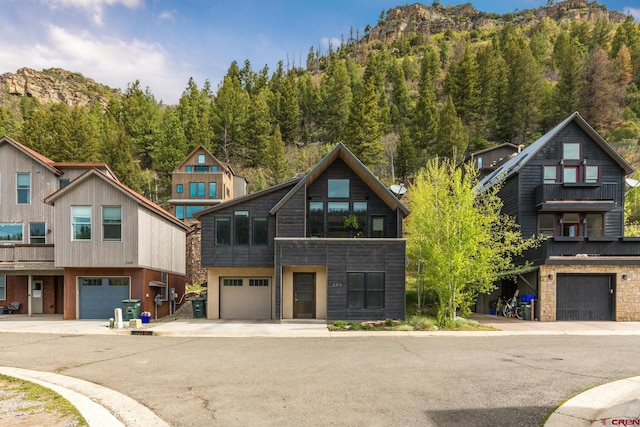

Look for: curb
[0,367,169,427]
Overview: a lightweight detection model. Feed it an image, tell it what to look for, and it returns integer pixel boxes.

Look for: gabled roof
[44,168,189,231]
[0,136,61,176]
[270,143,410,217]
[174,144,231,174]
[193,179,300,218]
[468,142,519,158]
[478,112,635,189]
[53,162,120,182]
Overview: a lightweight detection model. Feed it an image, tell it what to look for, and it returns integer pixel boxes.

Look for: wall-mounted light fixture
[547,274,553,280]
[623,274,628,280]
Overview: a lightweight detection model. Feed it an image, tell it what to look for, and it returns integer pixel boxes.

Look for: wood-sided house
[0,136,188,319]
[194,143,410,321]
[477,112,640,321]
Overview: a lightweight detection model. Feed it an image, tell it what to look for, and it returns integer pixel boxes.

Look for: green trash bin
[122,299,141,321]
[523,304,531,321]
[192,297,206,318]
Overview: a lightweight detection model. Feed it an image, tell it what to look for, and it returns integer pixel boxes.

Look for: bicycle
[502,290,523,319]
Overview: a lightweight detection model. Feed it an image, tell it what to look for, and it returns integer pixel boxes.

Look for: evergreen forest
[1,2,640,213]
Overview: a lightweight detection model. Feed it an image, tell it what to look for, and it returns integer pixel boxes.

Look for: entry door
[32,280,43,314]
[293,273,315,318]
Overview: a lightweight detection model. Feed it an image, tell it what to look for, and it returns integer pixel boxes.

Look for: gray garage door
[79,277,130,319]
[556,274,614,321]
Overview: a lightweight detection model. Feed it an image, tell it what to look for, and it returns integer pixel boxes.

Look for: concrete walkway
[1,313,640,426]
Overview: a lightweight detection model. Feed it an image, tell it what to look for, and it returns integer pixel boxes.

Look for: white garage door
[220,278,271,319]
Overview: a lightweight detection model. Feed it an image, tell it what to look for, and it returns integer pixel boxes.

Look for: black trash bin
[192,297,206,318]
[122,299,141,321]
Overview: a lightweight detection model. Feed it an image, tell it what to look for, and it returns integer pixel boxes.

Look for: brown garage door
[556,274,614,321]
[220,278,271,319]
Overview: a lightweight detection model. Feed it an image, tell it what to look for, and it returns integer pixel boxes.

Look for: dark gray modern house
[477,112,640,321]
[194,143,410,321]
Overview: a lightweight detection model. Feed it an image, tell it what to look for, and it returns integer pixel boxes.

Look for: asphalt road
[1,333,639,427]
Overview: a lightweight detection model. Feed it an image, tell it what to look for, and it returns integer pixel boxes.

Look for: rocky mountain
[0,67,120,108]
[365,0,627,45]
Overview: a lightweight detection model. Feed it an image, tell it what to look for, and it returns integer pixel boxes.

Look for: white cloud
[42,0,143,26]
[624,7,640,21]
[320,36,342,50]
[0,24,187,104]
[157,10,175,22]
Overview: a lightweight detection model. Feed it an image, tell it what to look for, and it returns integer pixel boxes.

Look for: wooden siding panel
[137,208,186,275]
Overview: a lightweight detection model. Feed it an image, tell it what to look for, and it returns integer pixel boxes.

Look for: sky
[0,0,638,105]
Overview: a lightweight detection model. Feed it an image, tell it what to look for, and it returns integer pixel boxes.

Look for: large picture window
[0,223,23,242]
[234,211,249,245]
[215,217,230,245]
[347,272,385,309]
[328,179,349,198]
[327,202,349,237]
[102,206,122,241]
[72,206,92,240]
[353,202,367,237]
[308,202,324,237]
[29,222,46,244]
[17,173,30,204]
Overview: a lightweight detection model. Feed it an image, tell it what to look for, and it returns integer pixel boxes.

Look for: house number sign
[332,282,342,288]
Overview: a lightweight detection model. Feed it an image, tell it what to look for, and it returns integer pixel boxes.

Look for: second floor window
[198,154,206,164]
[209,182,217,198]
[102,206,122,241]
[176,184,183,194]
[190,182,205,197]
[72,206,92,241]
[585,165,600,183]
[543,166,557,183]
[308,202,324,237]
[0,223,23,242]
[328,179,349,198]
[29,222,46,244]
[562,213,580,237]
[563,166,579,183]
[539,214,555,237]
[234,211,249,245]
[253,217,268,245]
[17,173,30,204]
[215,217,230,245]
[563,142,580,159]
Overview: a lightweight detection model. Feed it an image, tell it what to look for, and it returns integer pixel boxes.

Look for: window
[477,157,483,169]
[347,272,385,308]
[186,206,203,218]
[0,275,5,300]
[0,223,23,242]
[563,142,580,159]
[17,173,30,204]
[211,165,218,172]
[176,206,184,220]
[198,154,206,164]
[562,213,580,237]
[543,166,557,183]
[538,214,555,237]
[308,202,324,237]
[328,179,349,198]
[234,211,249,245]
[72,206,92,240]
[353,201,367,237]
[185,166,192,172]
[209,182,217,198]
[215,217,230,245]
[223,278,242,286]
[372,217,385,238]
[249,278,269,287]
[102,206,122,241]
[327,202,349,237]
[253,217,268,245]
[190,182,205,198]
[585,165,599,183]
[59,179,70,189]
[564,166,579,183]
[176,184,183,194]
[586,214,603,237]
[29,222,46,244]
[194,165,208,172]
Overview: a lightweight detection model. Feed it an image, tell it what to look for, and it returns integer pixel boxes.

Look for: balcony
[0,244,56,270]
[525,237,640,264]
[535,183,619,210]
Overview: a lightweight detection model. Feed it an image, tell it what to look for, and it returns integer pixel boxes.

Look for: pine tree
[245,88,273,167]
[177,77,213,152]
[552,32,584,122]
[579,47,623,131]
[319,59,352,143]
[434,96,469,163]
[121,80,162,169]
[278,70,301,145]
[389,59,412,129]
[444,42,480,126]
[210,74,249,163]
[394,124,417,182]
[263,124,290,185]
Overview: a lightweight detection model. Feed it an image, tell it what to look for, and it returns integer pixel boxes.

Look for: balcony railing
[525,237,640,263]
[535,182,618,205]
[0,244,55,263]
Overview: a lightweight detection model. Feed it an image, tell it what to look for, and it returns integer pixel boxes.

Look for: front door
[293,273,315,318]
[32,280,43,314]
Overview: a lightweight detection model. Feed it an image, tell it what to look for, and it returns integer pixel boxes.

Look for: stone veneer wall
[186,225,207,286]
[538,264,640,322]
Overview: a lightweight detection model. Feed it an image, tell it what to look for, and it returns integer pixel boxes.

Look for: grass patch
[0,374,87,426]
[186,283,207,293]
[328,316,497,332]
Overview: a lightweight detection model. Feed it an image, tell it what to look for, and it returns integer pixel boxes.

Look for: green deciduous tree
[405,158,540,325]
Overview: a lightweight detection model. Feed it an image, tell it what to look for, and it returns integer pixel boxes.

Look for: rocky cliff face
[0,67,120,107]
[366,1,627,45]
